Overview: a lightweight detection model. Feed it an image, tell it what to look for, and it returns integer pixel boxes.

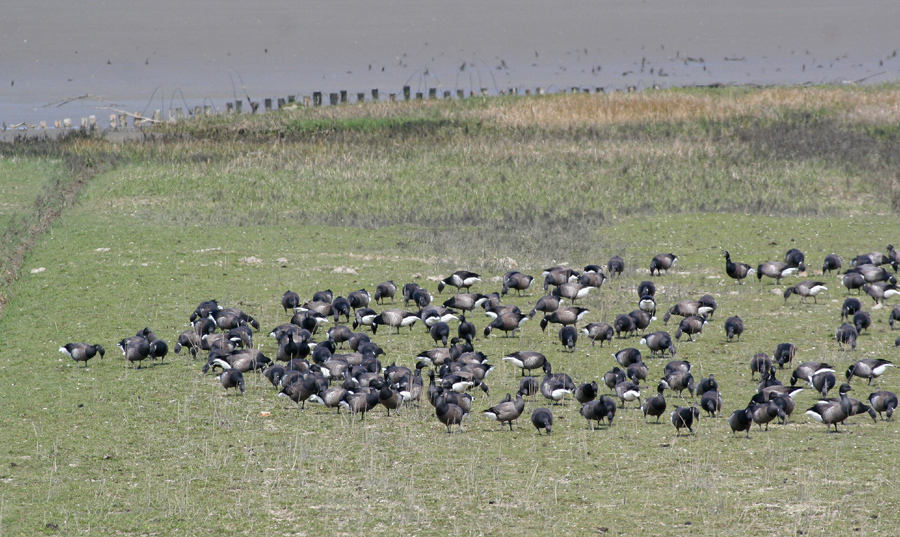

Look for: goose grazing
[846,359,894,385]
[410,288,432,308]
[552,282,594,304]
[457,315,476,344]
[671,406,700,435]
[853,311,872,333]
[822,254,842,275]
[791,361,834,387]
[649,253,677,276]
[674,315,707,342]
[663,300,713,325]
[607,256,625,277]
[502,351,546,376]
[784,248,806,269]
[773,343,797,369]
[531,408,554,435]
[540,374,572,404]
[640,331,676,357]
[484,312,528,337]
[835,323,859,351]
[329,297,351,322]
[603,367,627,391]
[518,376,540,398]
[483,394,526,430]
[696,374,717,395]
[574,381,599,404]
[418,306,458,328]
[637,280,656,298]
[59,343,105,367]
[614,381,642,408]
[805,383,853,432]
[443,293,488,312]
[351,308,378,330]
[582,322,614,347]
[840,272,866,294]
[501,271,534,297]
[724,316,744,341]
[700,390,723,417]
[863,282,900,304]
[217,370,245,395]
[614,314,636,338]
[841,298,862,321]
[539,307,589,331]
[868,390,898,420]
[664,370,695,398]
[118,336,150,369]
[371,309,419,335]
[174,330,202,358]
[783,281,828,304]
[438,271,481,294]
[429,322,451,347]
[326,325,353,348]
[528,294,562,319]
[757,261,798,284]
[851,264,898,284]
[581,396,617,429]
[750,353,772,380]
[629,310,656,334]
[281,291,301,312]
[723,250,755,283]
[811,370,837,398]
[641,381,669,423]
[638,295,657,317]
[312,290,333,304]
[613,347,643,367]
[543,362,575,391]
[340,389,382,420]
[378,383,404,416]
[559,326,578,352]
[627,362,649,384]
[750,400,783,431]
[728,407,754,438]
[373,281,397,305]
[542,267,577,291]
[583,264,604,274]
[347,289,371,310]
[401,283,421,306]
[148,339,169,364]
[890,305,900,329]
[579,271,606,289]
[889,244,900,271]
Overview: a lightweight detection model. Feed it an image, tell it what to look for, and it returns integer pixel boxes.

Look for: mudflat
[3,0,899,125]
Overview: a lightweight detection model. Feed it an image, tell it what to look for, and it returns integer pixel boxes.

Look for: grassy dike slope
[1,86,900,536]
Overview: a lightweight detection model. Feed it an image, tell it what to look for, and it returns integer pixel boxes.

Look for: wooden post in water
[235,101,243,114]
[110,115,117,130]
[457,89,464,99]
[389,93,396,102]
[415,92,423,100]
[89,115,97,130]
[340,90,347,103]
[429,88,437,99]
[277,98,286,108]
[80,118,88,130]
[250,102,259,113]
[357,93,365,103]
[304,95,311,106]
[119,114,127,128]
[403,86,411,100]
[329,93,338,106]
[313,92,322,106]
[176,108,184,120]
[153,110,161,123]
[264,98,273,111]
[204,106,212,115]
[287,95,296,103]
[226,102,233,114]
[371,89,379,100]
[194,106,202,116]
[444,91,451,99]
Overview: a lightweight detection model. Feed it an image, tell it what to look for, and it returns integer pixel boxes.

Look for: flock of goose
[59,245,900,436]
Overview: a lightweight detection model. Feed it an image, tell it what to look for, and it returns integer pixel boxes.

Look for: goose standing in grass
[637,280,656,298]
[868,390,898,420]
[665,370,695,398]
[728,407,754,438]
[217,370,245,395]
[502,351,546,376]
[811,370,837,397]
[582,322,614,346]
[484,312,529,337]
[822,254,842,275]
[846,359,894,384]
[773,343,797,369]
[528,294,563,319]
[840,272,866,294]
[438,271,481,294]
[614,314,636,338]
[890,305,900,330]
[281,291,300,312]
[483,394,526,430]
[540,373,572,404]
[806,383,853,432]
[552,282,595,304]
[331,297,351,322]
[539,306,589,331]
[442,293,488,312]
[750,400,783,431]
[841,298,862,321]
[724,250,755,283]
[638,295,657,317]
[501,271,534,297]
[530,408,553,434]
[650,253,677,276]
[348,289,371,310]
[784,248,806,269]
[674,315,707,342]
[700,390,723,417]
[852,264,898,284]
[629,309,656,335]
[888,244,900,271]
[603,367,627,391]
[641,381,668,423]
[615,381,642,408]
[59,343,105,367]
[835,323,859,351]
[118,336,150,369]
[724,316,744,341]
[663,300,714,325]
[579,271,606,289]
[371,309,419,335]
[613,348,643,367]
[457,314,476,344]
[863,282,900,304]
[750,353,772,380]
[853,311,872,334]
[696,374,717,395]
[757,261,799,284]
[373,281,397,305]
[791,361,834,387]
[559,326,578,352]
[542,267,578,290]
[574,381,599,404]
[783,281,828,304]
[429,322,451,347]
[352,308,378,330]
[607,256,625,277]
[581,396,617,429]
[174,330,201,358]
[641,331,676,357]
[671,406,699,435]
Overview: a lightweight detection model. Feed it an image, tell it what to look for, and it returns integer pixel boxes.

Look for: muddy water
[3,0,899,127]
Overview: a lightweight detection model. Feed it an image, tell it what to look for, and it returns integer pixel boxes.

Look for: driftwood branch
[96,107,162,123]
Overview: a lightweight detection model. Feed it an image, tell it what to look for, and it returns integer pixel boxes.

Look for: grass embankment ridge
[0,85,899,536]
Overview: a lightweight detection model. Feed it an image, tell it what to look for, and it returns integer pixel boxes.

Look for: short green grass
[1,86,900,536]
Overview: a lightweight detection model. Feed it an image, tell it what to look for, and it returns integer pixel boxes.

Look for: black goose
[581,396,617,429]
[638,295,657,317]
[429,322,451,347]
[791,361,834,387]
[502,351,546,376]
[542,267,579,290]
[853,311,872,333]
[216,370,245,395]
[783,281,828,304]
[749,400,783,431]
[484,312,528,337]
[559,326,578,352]
[784,248,806,269]
[312,290,334,304]
[840,272,866,294]
[724,316,744,341]
[530,408,554,434]
[663,300,714,325]
[539,307,589,331]
[340,389,381,420]
[457,314,476,344]
[438,271,481,294]
[347,289,371,311]
[281,291,301,312]
[868,390,898,420]
[401,283,421,306]
[378,383,403,416]
[724,251,755,283]
[841,298,862,321]
[614,314,636,338]
[174,330,201,358]
[501,271,534,297]
[671,406,700,435]
[190,299,222,322]
[411,288,432,308]
[227,326,253,349]
[750,353,772,380]
[641,381,668,423]
[518,376,540,398]
[615,381,642,408]
[822,254,842,275]
[889,244,900,271]
[373,281,397,305]
[583,264,604,274]
[850,264,897,284]
[579,271,606,289]
[540,372,572,404]
[326,325,353,348]
[371,309,419,335]
[118,336,150,369]
[607,256,625,277]
[863,282,900,304]
[543,362,575,391]
[637,280,656,298]
[649,253,677,276]
[552,282,595,304]
[696,374,717,395]
[805,383,853,432]
[443,293,488,312]
[483,394,526,430]
[728,407,754,438]
[528,294,563,319]
[574,381,599,404]
[664,370,695,398]
[603,367,627,391]
[757,261,799,284]
[700,390,722,417]
[773,343,797,369]
[613,347,643,367]
[59,343,105,367]
[811,370,837,397]
[674,315,707,342]
[582,322,614,346]
[629,310,655,334]
[835,323,858,351]
[890,305,900,330]
[641,331,676,357]
[846,359,894,384]
[664,360,691,376]
[418,306,458,327]
[627,362,649,384]
[279,375,321,409]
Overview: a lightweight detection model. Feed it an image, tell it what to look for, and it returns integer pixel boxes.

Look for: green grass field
[1,86,900,536]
